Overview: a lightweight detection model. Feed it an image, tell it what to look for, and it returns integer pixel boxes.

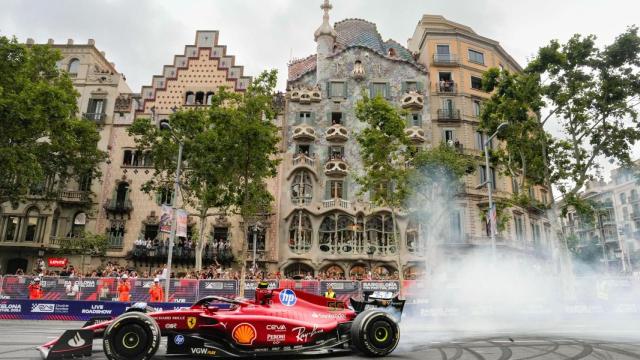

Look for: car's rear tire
[351,309,400,357]
[103,312,160,360]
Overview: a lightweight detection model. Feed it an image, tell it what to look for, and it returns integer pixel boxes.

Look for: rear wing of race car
[349,291,406,320]
[38,329,94,360]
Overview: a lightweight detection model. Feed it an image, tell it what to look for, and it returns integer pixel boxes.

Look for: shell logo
[232,323,257,345]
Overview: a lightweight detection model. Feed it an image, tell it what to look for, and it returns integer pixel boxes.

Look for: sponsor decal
[165,323,177,329]
[174,334,185,345]
[204,282,223,290]
[47,257,68,267]
[190,347,217,356]
[220,322,227,329]
[279,289,297,307]
[187,316,197,329]
[31,303,55,313]
[266,324,286,331]
[292,324,323,342]
[67,332,86,348]
[81,304,112,315]
[0,303,21,313]
[232,323,257,345]
[311,312,346,320]
[267,334,285,344]
[327,301,345,311]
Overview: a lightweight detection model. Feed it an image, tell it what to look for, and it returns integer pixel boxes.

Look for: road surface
[1,320,640,359]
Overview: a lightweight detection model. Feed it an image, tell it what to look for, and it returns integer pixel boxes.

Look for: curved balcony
[324,157,348,177]
[292,124,316,142]
[404,126,426,143]
[325,124,349,142]
[400,91,424,110]
[288,87,321,104]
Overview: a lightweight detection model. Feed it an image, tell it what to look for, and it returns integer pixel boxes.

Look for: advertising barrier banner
[169,278,199,304]
[279,279,320,296]
[244,280,279,300]
[197,280,238,299]
[319,280,360,303]
[361,280,400,293]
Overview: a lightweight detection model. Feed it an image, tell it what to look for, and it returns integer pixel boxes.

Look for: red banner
[47,258,68,267]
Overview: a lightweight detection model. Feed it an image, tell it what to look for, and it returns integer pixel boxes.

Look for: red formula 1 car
[39,288,405,359]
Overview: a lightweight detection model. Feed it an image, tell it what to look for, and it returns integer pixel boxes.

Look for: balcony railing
[57,190,90,203]
[437,108,461,120]
[50,235,85,248]
[107,234,124,249]
[103,198,133,213]
[436,81,456,93]
[83,112,106,124]
[322,198,351,210]
[433,54,459,65]
[292,154,315,168]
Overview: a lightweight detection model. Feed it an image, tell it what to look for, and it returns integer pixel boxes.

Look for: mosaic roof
[288,18,420,81]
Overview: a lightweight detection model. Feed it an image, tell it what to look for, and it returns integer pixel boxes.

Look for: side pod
[38,329,94,360]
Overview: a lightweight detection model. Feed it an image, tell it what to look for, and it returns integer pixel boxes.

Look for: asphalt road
[1,320,640,359]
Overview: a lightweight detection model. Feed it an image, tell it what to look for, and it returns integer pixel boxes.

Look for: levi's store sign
[47,258,68,267]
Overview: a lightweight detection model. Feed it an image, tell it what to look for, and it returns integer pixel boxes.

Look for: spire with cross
[314,0,337,41]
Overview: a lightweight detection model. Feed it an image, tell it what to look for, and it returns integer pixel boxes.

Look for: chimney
[88,39,95,46]
[67,39,74,45]
[26,38,34,45]
[100,51,105,57]
[47,38,54,45]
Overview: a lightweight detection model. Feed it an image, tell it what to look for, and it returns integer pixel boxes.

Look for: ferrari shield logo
[187,317,197,329]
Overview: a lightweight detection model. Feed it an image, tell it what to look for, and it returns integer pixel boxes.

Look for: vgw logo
[279,289,297,307]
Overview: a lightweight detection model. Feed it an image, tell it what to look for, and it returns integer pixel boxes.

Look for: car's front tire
[103,312,160,360]
[351,309,400,357]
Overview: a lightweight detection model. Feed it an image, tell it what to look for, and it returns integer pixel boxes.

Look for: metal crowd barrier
[0,275,406,302]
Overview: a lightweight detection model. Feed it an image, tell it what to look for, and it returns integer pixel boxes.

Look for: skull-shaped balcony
[401,91,424,110]
[405,126,426,143]
[324,157,348,177]
[292,124,316,142]
[325,124,349,142]
[288,86,322,104]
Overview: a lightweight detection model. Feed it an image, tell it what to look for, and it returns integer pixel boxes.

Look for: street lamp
[480,122,508,262]
[159,120,184,302]
[252,221,264,273]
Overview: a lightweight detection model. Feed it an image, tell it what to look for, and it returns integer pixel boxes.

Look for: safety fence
[0,275,401,302]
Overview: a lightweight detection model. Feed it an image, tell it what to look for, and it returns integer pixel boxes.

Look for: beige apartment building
[408,15,556,266]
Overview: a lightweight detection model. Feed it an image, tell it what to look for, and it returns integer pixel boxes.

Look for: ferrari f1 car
[39,288,405,359]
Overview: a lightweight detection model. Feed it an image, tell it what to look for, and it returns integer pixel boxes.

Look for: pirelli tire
[350,309,400,357]
[102,311,161,360]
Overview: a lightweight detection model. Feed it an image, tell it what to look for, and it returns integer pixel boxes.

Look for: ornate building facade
[278,2,430,279]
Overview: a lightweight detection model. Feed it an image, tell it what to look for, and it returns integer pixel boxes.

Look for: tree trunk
[195,208,207,271]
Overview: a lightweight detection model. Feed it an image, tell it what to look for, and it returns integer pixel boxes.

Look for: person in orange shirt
[149,278,164,302]
[117,274,131,302]
[28,277,43,300]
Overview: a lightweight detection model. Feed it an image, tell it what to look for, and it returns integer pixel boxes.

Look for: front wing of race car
[38,329,95,360]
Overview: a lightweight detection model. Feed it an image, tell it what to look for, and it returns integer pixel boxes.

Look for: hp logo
[279,289,297,307]
[174,334,185,345]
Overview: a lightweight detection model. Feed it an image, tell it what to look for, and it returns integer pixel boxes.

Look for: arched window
[206,92,215,105]
[132,150,143,166]
[195,91,205,105]
[318,213,354,254]
[406,218,425,254]
[284,263,314,279]
[291,171,313,205]
[322,265,344,279]
[68,58,80,75]
[366,213,397,255]
[185,91,195,105]
[349,265,367,280]
[157,187,173,206]
[373,265,393,279]
[143,151,154,167]
[71,212,86,237]
[404,265,425,280]
[116,182,129,207]
[24,208,42,242]
[289,211,312,254]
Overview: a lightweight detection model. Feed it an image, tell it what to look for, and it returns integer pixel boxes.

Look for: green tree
[355,93,412,282]
[0,36,106,203]
[58,232,108,275]
[213,71,280,295]
[129,108,234,271]
[526,27,640,207]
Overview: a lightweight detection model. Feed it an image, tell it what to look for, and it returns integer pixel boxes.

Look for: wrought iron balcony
[437,108,461,120]
[433,54,459,66]
[56,190,91,203]
[436,81,456,93]
[322,198,351,210]
[83,112,106,124]
[103,198,133,213]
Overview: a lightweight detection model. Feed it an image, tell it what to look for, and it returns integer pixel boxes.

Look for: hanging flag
[159,205,173,233]
[176,209,188,237]
[488,205,498,235]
